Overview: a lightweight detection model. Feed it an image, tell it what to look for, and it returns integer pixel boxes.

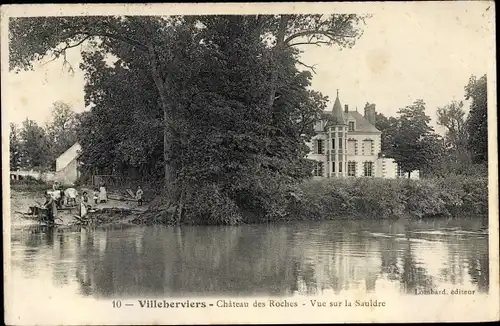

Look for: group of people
[41,181,109,221]
[40,181,145,223]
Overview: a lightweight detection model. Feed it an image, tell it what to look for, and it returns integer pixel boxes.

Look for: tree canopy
[9,102,79,171]
[390,100,443,176]
[465,74,488,164]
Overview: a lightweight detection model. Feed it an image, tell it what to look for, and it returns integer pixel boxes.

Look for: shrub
[292,176,488,220]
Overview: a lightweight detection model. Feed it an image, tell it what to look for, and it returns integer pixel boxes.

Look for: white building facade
[306,92,419,179]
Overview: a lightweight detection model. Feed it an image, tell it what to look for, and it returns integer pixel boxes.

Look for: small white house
[55,142,81,185]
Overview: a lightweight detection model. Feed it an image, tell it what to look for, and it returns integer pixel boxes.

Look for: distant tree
[436,100,473,175]
[418,133,447,177]
[9,123,22,171]
[436,100,468,152]
[465,74,487,163]
[375,112,399,155]
[46,101,79,164]
[19,119,52,170]
[391,99,436,177]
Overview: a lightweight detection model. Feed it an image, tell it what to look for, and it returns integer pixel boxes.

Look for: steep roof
[56,142,82,172]
[322,111,381,133]
[346,111,381,133]
[330,91,346,125]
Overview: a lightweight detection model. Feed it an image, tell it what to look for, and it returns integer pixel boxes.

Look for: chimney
[364,103,376,125]
[344,104,348,113]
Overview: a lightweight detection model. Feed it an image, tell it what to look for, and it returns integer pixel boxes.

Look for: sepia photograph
[2,2,498,324]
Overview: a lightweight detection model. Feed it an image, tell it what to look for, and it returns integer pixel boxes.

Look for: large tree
[465,74,488,164]
[9,15,367,224]
[9,14,368,185]
[391,100,438,176]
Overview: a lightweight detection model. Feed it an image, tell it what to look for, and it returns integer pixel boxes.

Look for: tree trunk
[147,42,173,185]
[266,15,289,109]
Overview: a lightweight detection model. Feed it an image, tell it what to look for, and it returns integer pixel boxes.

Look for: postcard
[2,2,498,324]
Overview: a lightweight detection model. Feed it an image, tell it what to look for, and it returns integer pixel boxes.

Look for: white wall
[375,158,420,179]
[10,170,56,182]
[306,135,328,177]
[56,143,82,172]
[307,130,383,178]
[375,158,398,179]
[345,133,381,177]
[55,158,80,185]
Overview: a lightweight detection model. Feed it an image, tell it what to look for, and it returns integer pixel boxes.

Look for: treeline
[10,15,370,224]
[375,74,488,177]
[9,101,79,171]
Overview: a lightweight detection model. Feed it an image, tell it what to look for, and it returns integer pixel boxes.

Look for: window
[363,139,373,155]
[317,139,324,154]
[348,162,356,176]
[397,164,406,178]
[347,140,356,156]
[313,161,324,177]
[339,137,343,149]
[348,121,355,131]
[331,138,335,149]
[339,162,343,173]
[364,161,373,177]
[332,161,335,172]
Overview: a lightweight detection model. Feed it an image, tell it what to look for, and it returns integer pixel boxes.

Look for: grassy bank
[290,176,488,220]
[10,178,51,193]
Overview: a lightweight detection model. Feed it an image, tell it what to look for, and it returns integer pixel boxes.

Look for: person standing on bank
[99,183,107,203]
[52,181,60,192]
[93,188,99,205]
[82,191,89,205]
[136,186,144,206]
[42,191,57,223]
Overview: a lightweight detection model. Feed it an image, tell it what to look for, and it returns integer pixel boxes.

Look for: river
[8,215,489,299]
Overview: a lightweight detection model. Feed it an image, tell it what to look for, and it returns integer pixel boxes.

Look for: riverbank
[9,175,488,227]
[9,186,146,229]
[291,175,488,220]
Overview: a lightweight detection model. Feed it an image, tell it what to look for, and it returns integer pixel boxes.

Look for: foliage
[18,119,52,170]
[292,177,488,220]
[375,112,399,155]
[9,15,370,225]
[46,101,79,160]
[465,74,488,164]
[9,123,22,170]
[9,102,79,172]
[437,100,468,151]
[75,49,164,177]
[391,99,442,175]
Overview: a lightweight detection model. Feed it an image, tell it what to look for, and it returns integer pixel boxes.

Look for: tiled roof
[347,111,381,133]
[331,95,346,124]
[323,111,380,133]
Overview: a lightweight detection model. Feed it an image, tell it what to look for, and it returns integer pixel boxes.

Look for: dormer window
[348,121,355,132]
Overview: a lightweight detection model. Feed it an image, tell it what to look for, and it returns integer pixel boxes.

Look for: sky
[4,2,495,135]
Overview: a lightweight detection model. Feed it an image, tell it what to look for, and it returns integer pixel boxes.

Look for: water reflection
[10,218,489,298]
